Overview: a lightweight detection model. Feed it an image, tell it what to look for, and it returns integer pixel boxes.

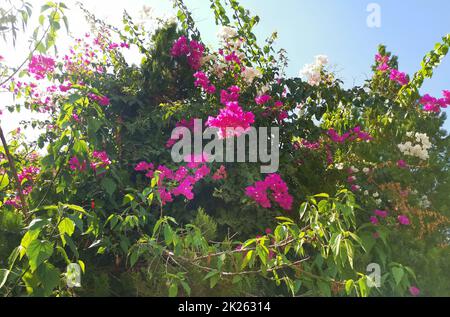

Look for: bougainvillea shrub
[0,0,449,297]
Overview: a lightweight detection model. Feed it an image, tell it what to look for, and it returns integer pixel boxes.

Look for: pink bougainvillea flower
[28,55,55,80]
[171,36,190,57]
[255,94,271,105]
[350,184,361,192]
[194,164,211,181]
[370,216,379,225]
[278,110,288,121]
[389,69,409,86]
[397,159,408,169]
[224,51,241,65]
[88,93,110,106]
[0,55,4,62]
[69,156,86,171]
[90,151,111,171]
[409,286,420,297]
[59,83,72,92]
[374,209,388,218]
[245,173,293,211]
[377,63,390,72]
[18,166,40,183]
[206,101,255,139]
[398,215,411,226]
[171,36,205,70]
[420,91,450,113]
[347,176,356,183]
[220,86,240,104]
[186,40,204,70]
[184,153,209,169]
[375,53,389,64]
[134,161,154,172]
[327,126,372,143]
[443,90,450,104]
[193,71,216,94]
[158,187,174,206]
[212,165,227,180]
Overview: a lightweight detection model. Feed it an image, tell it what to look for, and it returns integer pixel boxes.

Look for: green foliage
[0,0,449,297]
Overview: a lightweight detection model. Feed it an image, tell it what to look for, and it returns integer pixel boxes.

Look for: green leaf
[0,173,9,190]
[58,218,75,246]
[64,204,89,216]
[168,283,178,297]
[26,240,54,272]
[392,267,404,285]
[101,177,117,196]
[36,263,60,296]
[0,269,10,288]
[20,229,41,259]
[164,225,174,246]
[345,280,354,295]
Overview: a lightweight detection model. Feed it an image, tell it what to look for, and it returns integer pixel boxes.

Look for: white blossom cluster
[397,132,432,161]
[218,26,238,44]
[300,55,329,86]
[210,26,262,84]
[241,66,262,84]
[419,195,431,209]
[363,190,382,205]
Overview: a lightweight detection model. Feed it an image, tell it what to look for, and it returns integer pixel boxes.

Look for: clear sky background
[1,0,449,136]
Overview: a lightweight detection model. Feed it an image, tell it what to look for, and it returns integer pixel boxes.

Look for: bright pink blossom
[370,216,379,225]
[255,94,271,105]
[420,91,450,113]
[397,160,408,169]
[171,36,204,70]
[327,126,372,143]
[409,286,420,297]
[398,215,411,226]
[389,69,409,86]
[220,86,240,104]
[135,161,154,172]
[212,165,227,180]
[193,71,216,94]
[206,101,255,139]
[245,173,293,211]
[28,55,55,80]
[374,209,388,218]
[88,93,110,106]
[69,156,87,171]
[18,166,40,183]
[91,151,111,171]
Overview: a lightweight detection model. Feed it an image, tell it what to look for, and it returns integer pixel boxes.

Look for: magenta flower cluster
[245,173,293,211]
[28,55,56,80]
[88,93,110,106]
[327,126,372,143]
[375,53,409,86]
[206,101,255,139]
[171,36,205,70]
[419,91,450,113]
[134,157,212,205]
[194,71,216,94]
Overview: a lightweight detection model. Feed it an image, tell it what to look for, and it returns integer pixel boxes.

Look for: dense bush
[0,0,449,297]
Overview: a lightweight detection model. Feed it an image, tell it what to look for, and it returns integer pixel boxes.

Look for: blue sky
[182,0,450,131]
[2,0,449,135]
